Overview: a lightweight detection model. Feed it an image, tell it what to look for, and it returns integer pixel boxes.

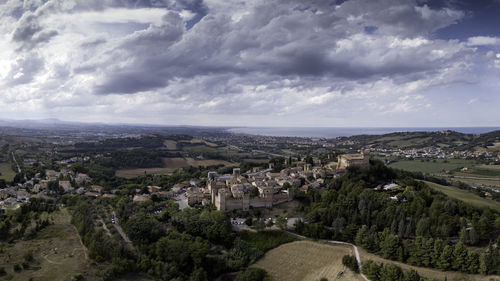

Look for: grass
[0,162,15,181]
[238,231,297,252]
[358,247,500,281]
[424,181,500,212]
[0,208,99,281]
[163,140,177,150]
[115,157,237,178]
[253,241,364,281]
[388,159,477,174]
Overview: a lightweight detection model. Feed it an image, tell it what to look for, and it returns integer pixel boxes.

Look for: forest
[296,161,500,275]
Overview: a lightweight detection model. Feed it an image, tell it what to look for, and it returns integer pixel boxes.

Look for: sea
[226,127,500,138]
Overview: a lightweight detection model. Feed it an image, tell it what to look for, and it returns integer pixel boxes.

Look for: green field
[0,162,15,181]
[424,181,500,212]
[388,159,477,174]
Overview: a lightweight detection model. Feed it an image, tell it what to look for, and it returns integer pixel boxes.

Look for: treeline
[69,198,136,280]
[355,227,482,274]
[295,161,499,274]
[67,135,165,153]
[99,149,163,169]
[362,259,431,281]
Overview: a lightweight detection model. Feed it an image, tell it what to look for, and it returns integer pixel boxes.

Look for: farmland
[424,181,500,212]
[254,241,364,281]
[0,162,15,181]
[388,158,478,174]
[115,157,236,178]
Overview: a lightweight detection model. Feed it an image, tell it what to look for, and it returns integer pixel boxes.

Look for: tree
[342,255,359,273]
[452,242,468,272]
[362,260,380,281]
[403,269,420,281]
[234,267,268,281]
[379,263,402,281]
[437,245,453,270]
[276,216,287,230]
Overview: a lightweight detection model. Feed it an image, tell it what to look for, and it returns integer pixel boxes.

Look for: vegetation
[296,161,500,275]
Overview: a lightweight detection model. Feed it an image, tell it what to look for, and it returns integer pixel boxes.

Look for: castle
[337,150,370,170]
[207,168,293,211]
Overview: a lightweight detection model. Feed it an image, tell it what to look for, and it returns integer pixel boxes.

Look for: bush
[235,267,269,281]
[0,267,6,276]
[342,255,359,273]
[23,250,34,262]
[13,264,21,272]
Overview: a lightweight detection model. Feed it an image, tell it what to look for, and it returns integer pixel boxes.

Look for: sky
[1,0,500,127]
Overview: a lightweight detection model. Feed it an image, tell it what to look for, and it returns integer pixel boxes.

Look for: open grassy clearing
[163,140,178,150]
[388,159,478,174]
[424,181,500,212]
[115,157,237,178]
[0,208,98,281]
[450,177,500,188]
[478,164,500,171]
[0,162,15,181]
[358,247,500,281]
[254,241,364,281]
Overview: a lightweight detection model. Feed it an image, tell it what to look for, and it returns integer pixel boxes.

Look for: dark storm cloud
[12,13,58,50]
[90,0,468,96]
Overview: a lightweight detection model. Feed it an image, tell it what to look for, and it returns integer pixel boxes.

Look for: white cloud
[467,36,500,46]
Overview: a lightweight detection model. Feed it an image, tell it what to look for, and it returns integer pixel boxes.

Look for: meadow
[115,157,236,178]
[0,209,97,281]
[0,162,15,181]
[254,241,364,281]
[424,181,500,212]
[388,158,477,174]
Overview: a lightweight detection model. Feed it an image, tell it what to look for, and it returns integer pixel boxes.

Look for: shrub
[342,255,359,273]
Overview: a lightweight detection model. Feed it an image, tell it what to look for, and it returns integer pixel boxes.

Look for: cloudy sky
[1,0,500,127]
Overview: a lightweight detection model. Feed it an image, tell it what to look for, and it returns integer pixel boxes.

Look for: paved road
[285,231,369,281]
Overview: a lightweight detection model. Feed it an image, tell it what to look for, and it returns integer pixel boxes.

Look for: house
[148,186,162,193]
[90,185,103,193]
[133,194,151,203]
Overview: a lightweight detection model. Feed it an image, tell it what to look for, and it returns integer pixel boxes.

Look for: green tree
[379,263,403,281]
[362,260,380,281]
[452,242,468,272]
[437,245,453,270]
[276,216,287,230]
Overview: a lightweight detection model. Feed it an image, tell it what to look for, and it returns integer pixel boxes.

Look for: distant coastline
[227,127,500,138]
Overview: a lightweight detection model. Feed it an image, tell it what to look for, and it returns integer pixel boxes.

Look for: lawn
[424,181,500,212]
[0,162,15,181]
[254,241,364,281]
[0,209,98,281]
[388,159,477,174]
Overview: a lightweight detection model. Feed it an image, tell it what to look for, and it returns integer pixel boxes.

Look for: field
[388,159,477,174]
[0,209,98,281]
[358,247,500,281]
[163,140,177,150]
[254,241,364,281]
[115,157,236,178]
[0,162,15,181]
[424,181,500,212]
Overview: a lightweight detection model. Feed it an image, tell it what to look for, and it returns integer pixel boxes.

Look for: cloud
[467,36,500,46]
[0,0,497,126]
